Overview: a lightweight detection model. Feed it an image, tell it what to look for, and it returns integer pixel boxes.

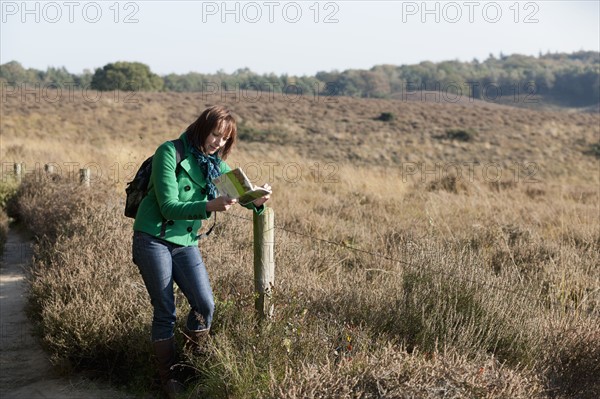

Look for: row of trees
[0,61,163,92]
[1,51,598,106]
[316,52,599,106]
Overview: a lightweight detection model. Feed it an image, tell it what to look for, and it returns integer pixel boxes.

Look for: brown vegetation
[1,88,598,397]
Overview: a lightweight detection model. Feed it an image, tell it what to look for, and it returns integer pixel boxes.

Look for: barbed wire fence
[221,212,597,317]
[5,162,597,317]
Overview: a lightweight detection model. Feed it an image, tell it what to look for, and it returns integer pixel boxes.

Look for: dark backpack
[125,139,185,218]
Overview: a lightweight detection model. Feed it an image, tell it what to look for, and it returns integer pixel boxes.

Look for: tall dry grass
[10,161,599,397]
[2,89,599,397]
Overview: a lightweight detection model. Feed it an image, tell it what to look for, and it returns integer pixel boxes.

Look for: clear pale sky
[1,1,599,76]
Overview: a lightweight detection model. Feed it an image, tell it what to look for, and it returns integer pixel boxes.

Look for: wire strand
[221,211,591,315]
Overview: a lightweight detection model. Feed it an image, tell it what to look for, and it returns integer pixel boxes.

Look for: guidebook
[212,168,271,205]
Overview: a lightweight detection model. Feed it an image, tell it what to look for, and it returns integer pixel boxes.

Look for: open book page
[213,168,271,205]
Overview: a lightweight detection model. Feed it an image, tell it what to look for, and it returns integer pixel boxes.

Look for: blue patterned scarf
[190,146,221,200]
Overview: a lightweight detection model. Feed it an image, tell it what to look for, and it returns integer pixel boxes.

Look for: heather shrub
[270,345,544,399]
[544,321,600,399]
[12,166,599,398]
[15,176,158,389]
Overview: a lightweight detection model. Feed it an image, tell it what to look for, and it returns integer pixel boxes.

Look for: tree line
[1,51,598,107]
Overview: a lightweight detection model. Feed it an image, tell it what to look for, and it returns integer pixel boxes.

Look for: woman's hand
[252,184,272,207]
[206,196,237,212]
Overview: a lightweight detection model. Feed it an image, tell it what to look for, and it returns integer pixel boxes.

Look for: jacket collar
[178,131,207,187]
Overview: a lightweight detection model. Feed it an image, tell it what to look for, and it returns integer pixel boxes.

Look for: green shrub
[444,128,477,142]
[375,112,395,122]
[237,124,268,142]
[0,178,19,256]
[0,209,8,256]
[238,123,289,143]
[0,178,19,210]
[584,142,600,159]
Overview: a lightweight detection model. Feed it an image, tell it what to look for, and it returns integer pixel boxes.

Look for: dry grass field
[1,88,599,398]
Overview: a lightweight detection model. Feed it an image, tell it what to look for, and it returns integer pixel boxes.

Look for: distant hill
[2,88,598,184]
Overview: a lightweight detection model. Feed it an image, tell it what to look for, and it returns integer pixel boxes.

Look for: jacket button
[184,185,191,191]
[168,220,174,226]
[187,227,193,233]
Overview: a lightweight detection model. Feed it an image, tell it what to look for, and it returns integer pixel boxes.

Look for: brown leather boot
[183,328,210,355]
[153,337,185,398]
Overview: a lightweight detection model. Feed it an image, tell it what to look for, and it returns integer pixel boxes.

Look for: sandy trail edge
[0,223,136,399]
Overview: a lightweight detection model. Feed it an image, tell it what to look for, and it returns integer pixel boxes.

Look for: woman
[132,105,271,396]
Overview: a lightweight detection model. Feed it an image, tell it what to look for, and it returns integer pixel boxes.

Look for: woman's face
[203,131,228,155]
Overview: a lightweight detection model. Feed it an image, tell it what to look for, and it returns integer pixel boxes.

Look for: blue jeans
[132,231,215,342]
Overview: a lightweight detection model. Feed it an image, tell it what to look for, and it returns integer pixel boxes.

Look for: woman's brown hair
[185,105,237,159]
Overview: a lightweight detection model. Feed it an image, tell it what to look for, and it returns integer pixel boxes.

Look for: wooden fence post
[79,168,90,187]
[13,163,22,183]
[253,207,275,320]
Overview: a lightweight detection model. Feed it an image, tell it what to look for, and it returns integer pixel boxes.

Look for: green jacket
[133,132,264,246]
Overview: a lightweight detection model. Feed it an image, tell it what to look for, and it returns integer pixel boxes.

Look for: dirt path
[0,224,136,399]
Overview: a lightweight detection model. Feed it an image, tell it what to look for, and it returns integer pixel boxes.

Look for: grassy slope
[2,89,599,398]
[2,89,598,177]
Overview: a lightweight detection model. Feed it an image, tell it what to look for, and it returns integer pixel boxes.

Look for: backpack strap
[171,138,185,166]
